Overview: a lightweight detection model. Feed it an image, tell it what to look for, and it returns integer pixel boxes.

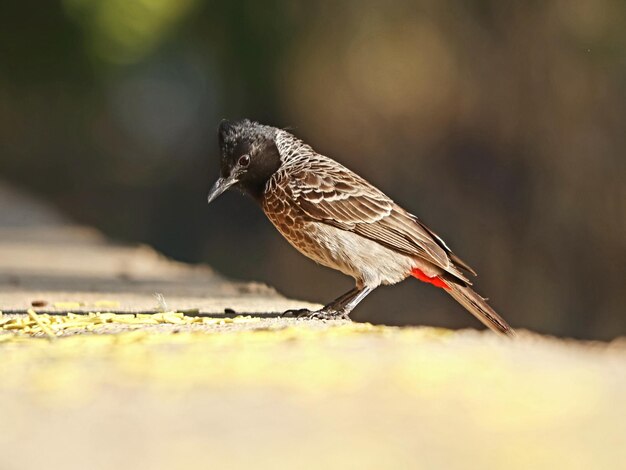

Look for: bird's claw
[281,307,351,321]
[281,308,309,318]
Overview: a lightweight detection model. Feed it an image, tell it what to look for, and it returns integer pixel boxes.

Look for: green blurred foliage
[0,0,624,339]
[63,0,199,64]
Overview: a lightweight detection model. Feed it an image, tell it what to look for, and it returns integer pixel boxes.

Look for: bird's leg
[339,286,374,316]
[324,287,360,310]
[308,285,374,320]
[284,286,374,321]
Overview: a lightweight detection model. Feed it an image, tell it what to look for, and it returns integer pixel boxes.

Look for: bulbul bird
[208,119,514,336]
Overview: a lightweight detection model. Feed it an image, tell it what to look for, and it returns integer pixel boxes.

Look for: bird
[207,119,514,336]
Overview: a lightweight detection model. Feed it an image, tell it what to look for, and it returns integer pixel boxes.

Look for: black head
[207,119,282,203]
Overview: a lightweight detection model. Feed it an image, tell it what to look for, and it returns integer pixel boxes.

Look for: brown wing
[280,157,472,283]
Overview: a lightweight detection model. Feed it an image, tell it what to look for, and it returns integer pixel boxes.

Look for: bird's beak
[207,175,238,204]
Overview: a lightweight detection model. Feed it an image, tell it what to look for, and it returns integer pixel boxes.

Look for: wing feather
[277,157,472,283]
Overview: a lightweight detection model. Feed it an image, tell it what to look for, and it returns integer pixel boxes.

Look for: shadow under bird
[208,119,514,336]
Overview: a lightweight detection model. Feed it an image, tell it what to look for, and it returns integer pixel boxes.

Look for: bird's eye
[238,155,250,167]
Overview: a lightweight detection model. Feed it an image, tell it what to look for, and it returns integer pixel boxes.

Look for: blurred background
[0,0,624,340]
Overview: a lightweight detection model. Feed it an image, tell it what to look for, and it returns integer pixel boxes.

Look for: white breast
[284,220,421,288]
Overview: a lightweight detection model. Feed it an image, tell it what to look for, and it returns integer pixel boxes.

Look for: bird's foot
[304,307,351,321]
[281,307,351,321]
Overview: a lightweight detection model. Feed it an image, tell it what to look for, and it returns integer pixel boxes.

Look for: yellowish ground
[1,312,624,470]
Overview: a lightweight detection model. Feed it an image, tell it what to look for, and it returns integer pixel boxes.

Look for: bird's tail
[445,282,515,336]
[410,268,514,336]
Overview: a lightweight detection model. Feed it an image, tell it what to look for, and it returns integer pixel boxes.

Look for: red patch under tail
[411,268,450,290]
